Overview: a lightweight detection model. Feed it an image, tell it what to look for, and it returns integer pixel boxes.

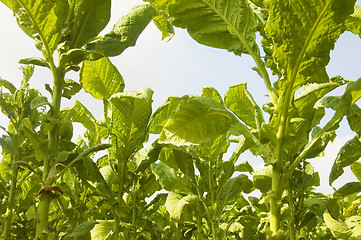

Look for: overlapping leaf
[0,0,68,53]
[265,0,355,90]
[159,97,236,146]
[80,57,124,100]
[346,5,361,37]
[165,192,199,220]
[110,88,153,160]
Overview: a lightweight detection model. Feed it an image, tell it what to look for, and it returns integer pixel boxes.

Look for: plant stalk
[2,165,20,239]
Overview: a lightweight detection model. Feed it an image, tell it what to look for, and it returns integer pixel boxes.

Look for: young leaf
[165,192,199,221]
[225,83,264,130]
[19,57,50,68]
[219,174,253,207]
[329,136,361,185]
[201,87,223,104]
[71,0,111,48]
[0,78,16,94]
[80,57,125,100]
[159,96,236,146]
[1,0,68,53]
[159,145,195,178]
[92,4,157,56]
[346,5,361,37]
[324,212,353,239]
[110,88,153,160]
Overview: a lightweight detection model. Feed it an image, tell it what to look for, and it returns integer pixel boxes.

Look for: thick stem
[270,163,281,235]
[2,166,20,239]
[114,156,126,237]
[36,194,51,239]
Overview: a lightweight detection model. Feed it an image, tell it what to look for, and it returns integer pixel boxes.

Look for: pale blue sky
[0,1,361,193]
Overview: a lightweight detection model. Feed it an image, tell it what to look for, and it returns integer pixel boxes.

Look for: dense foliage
[0,0,361,239]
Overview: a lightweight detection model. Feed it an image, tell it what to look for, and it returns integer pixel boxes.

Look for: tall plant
[0,1,169,239]
[144,0,361,238]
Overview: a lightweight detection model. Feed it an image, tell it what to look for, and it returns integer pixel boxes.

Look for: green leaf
[334,182,361,197]
[148,97,181,134]
[201,87,223,104]
[80,57,124,100]
[64,221,99,239]
[1,0,68,53]
[148,0,259,56]
[61,100,99,145]
[151,162,178,191]
[324,212,353,239]
[71,0,111,48]
[62,79,82,99]
[219,174,253,207]
[0,78,16,94]
[225,83,264,130]
[330,136,361,185]
[347,105,361,137]
[351,161,361,181]
[159,96,235,146]
[152,11,174,40]
[346,5,361,38]
[252,166,272,193]
[159,145,195,178]
[110,88,153,160]
[165,192,199,220]
[324,212,361,239]
[264,0,355,89]
[30,96,49,109]
[19,57,50,68]
[90,220,114,240]
[92,4,157,56]
[235,161,254,173]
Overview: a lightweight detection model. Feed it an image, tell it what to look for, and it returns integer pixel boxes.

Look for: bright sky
[0,1,361,194]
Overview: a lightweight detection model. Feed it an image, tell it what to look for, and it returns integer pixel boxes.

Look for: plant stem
[2,165,20,239]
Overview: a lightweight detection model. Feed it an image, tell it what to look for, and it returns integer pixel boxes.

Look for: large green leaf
[110,88,153,161]
[333,182,361,197]
[225,83,264,130]
[80,57,124,100]
[71,0,111,48]
[324,212,361,239]
[264,0,355,90]
[92,4,157,56]
[151,162,191,192]
[0,0,68,53]
[159,96,236,146]
[159,145,195,178]
[147,0,259,56]
[165,192,199,221]
[64,221,99,239]
[346,5,361,37]
[219,174,253,207]
[329,136,361,185]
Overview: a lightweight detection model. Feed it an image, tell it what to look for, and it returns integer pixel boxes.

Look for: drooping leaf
[110,88,153,161]
[91,4,157,56]
[346,5,361,37]
[152,11,174,40]
[64,221,99,239]
[148,0,259,56]
[347,104,361,137]
[202,87,223,104]
[30,96,49,109]
[148,97,181,134]
[151,162,179,192]
[225,83,264,130]
[264,0,355,90]
[0,78,16,94]
[329,136,361,185]
[80,57,125,100]
[252,166,272,193]
[19,57,50,68]
[159,145,195,178]
[71,0,111,48]
[324,212,353,239]
[333,182,361,197]
[0,0,68,53]
[159,96,236,146]
[90,220,114,240]
[219,174,253,207]
[165,192,199,221]
[62,79,82,99]
[61,100,99,144]
[351,161,361,182]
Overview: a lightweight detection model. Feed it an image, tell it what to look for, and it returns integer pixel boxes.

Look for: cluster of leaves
[0,0,361,240]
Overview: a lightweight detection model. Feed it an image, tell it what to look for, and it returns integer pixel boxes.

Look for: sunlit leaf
[346,5,361,37]
[165,192,199,220]
[64,221,99,239]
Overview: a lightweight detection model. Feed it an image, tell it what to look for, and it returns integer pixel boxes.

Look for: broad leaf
[110,88,153,161]
[148,97,181,134]
[90,220,114,240]
[202,87,223,104]
[0,0,68,53]
[159,145,195,178]
[351,161,361,182]
[219,174,253,207]
[80,57,124,100]
[225,83,264,130]
[324,212,361,239]
[165,192,199,220]
[92,4,157,56]
[71,0,111,48]
[252,166,272,193]
[148,0,259,56]
[330,136,361,185]
[264,0,355,90]
[159,96,236,146]
[151,162,191,192]
[333,182,361,197]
